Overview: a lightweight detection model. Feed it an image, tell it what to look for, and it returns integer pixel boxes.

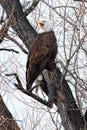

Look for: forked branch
[5,73,51,107]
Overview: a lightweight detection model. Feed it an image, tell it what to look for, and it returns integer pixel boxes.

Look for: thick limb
[48,82,54,108]
[5,73,52,108]
[42,70,56,108]
[48,70,56,107]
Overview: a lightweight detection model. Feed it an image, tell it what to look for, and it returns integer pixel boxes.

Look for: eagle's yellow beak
[37,20,44,27]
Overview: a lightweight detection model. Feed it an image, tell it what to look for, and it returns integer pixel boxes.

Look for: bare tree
[0,0,87,130]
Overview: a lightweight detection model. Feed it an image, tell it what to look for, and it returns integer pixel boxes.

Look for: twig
[6,35,28,54]
[54,6,79,10]
[0,48,19,53]
[24,0,40,16]
[5,73,51,107]
[41,0,77,28]
[0,0,15,43]
[0,8,4,24]
[0,116,22,127]
[74,0,87,2]
[0,19,10,43]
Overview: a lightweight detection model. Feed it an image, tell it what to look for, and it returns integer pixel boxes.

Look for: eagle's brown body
[26,31,57,90]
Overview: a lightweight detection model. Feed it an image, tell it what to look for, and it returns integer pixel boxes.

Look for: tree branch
[0,95,20,130]
[24,0,40,16]
[0,19,10,43]
[41,0,77,28]
[0,0,86,130]
[0,0,37,50]
[6,35,28,54]
[0,0,16,43]
[5,73,51,108]
[74,0,87,2]
[0,48,19,53]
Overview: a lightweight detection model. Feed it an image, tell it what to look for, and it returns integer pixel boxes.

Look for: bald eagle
[26,20,57,91]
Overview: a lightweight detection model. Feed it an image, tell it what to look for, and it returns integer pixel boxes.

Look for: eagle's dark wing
[26,31,57,90]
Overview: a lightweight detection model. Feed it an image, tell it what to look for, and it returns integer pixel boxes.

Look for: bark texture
[0,0,86,130]
[0,95,20,130]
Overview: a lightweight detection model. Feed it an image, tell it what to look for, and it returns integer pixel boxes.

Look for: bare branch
[6,35,28,54]
[74,0,87,2]
[1,0,86,129]
[5,73,52,108]
[24,0,40,16]
[0,48,19,53]
[41,0,77,28]
[81,46,87,55]
[0,19,10,43]
[0,95,20,130]
[0,0,16,43]
[0,0,37,50]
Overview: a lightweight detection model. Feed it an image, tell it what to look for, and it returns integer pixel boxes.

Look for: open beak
[37,20,44,27]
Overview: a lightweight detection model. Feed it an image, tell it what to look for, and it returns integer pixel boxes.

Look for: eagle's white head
[37,19,53,33]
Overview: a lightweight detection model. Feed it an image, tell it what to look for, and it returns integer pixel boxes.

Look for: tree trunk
[0,0,86,130]
[0,95,20,130]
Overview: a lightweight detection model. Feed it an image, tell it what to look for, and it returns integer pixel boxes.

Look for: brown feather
[26,31,57,90]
